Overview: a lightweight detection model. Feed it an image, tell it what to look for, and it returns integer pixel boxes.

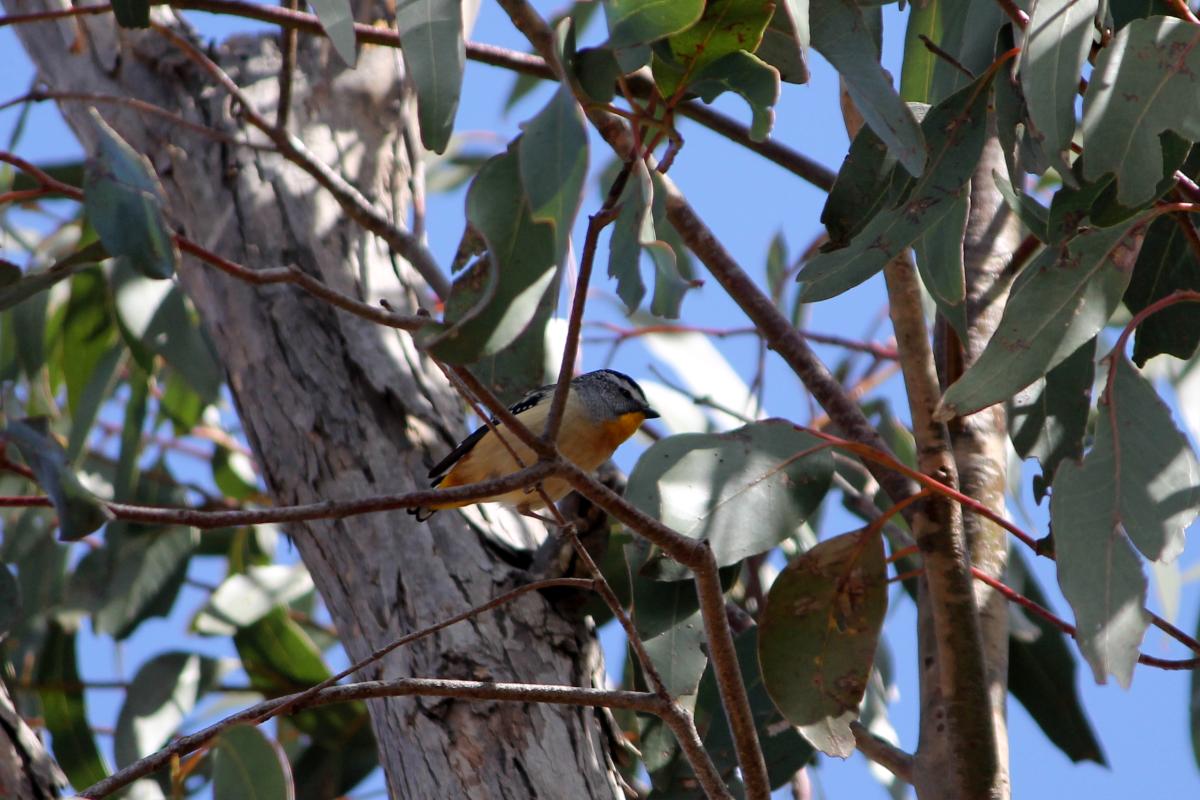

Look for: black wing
[427,387,549,485]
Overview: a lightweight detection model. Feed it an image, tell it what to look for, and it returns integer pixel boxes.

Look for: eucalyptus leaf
[309,0,357,65]
[421,144,557,363]
[759,530,888,756]
[626,420,832,581]
[811,0,925,176]
[937,220,1147,419]
[603,0,705,49]
[37,623,111,788]
[5,417,113,540]
[396,0,464,153]
[83,111,177,280]
[115,652,222,768]
[1080,17,1200,206]
[519,86,588,261]
[213,725,295,800]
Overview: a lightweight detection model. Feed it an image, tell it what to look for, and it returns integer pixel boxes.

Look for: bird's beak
[642,406,661,420]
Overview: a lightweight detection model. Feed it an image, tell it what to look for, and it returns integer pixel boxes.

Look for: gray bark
[0,680,65,799]
[5,3,620,797]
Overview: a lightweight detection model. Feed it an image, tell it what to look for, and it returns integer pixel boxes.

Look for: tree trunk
[6,3,620,797]
[0,680,65,799]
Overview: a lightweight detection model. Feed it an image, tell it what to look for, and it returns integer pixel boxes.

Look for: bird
[409,369,659,521]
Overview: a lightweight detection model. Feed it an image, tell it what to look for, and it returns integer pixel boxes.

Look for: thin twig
[79,677,666,798]
[850,721,914,783]
[275,0,299,131]
[544,169,630,444]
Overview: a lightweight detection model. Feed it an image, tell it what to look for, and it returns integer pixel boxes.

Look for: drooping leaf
[899,0,941,103]
[1091,355,1200,563]
[309,0,357,66]
[608,159,655,312]
[37,623,110,789]
[1018,0,1099,167]
[0,239,108,312]
[759,530,888,756]
[93,526,198,639]
[1009,337,1096,503]
[519,85,589,261]
[912,188,969,338]
[603,0,705,49]
[213,725,295,800]
[1124,213,1200,365]
[798,70,993,301]
[395,0,464,153]
[111,257,223,403]
[681,50,781,141]
[642,606,709,702]
[758,0,810,84]
[625,420,832,581]
[1108,0,1171,29]
[62,266,119,422]
[810,0,925,176]
[1052,460,1150,688]
[994,169,1051,242]
[115,652,222,768]
[1080,17,1200,207]
[83,111,178,280]
[194,563,315,636]
[926,0,1007,103]
[573,47,623,103]
[937,219,1147,419]
[4,417,113,540]
[1007,551,1107,765]
[820,120,909,249]
[420,144,557,363]
[65,343,124,462]
[647,171,698,318]
[212,445,261,502]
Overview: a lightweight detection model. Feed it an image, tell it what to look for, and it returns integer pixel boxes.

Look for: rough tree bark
[5,2,622,797]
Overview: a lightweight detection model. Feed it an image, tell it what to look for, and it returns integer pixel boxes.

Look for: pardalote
[410,370,659,521]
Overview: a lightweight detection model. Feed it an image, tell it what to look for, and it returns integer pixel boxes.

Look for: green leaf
[937,220,1146,419]
[1124,213,1200,365]
[1108,0,1171,29]
[1092,355,1200,563]
[213,725,295,800]
[820,120,909,249]
[994,169,1050,243]
[160,368,208,433]
[83,111,178,280]
[1009,337,1096,503]
[1018,0,1099,167]
[899,0,941,103]
[608,159,655,312]
[1080,17,1200,207]
[759,530,887,756]
[684,50,781,141]
[111,260,223,402]
[194,563,315,636]
[694,628,814,792]
[603,0,704,49]
[519,86,589,261]
[574,47,623,103]
[798,71,992,301]
[666,0,775,79]
[290,719,376,800]
[213,445,261,501]
[626,420,832,581]
[0,239,108,312]
[0,562,19,638]
[93,526,197,639]
[925,0,1006,103]
[5,418,113,540]
[37,623,111,788]
[912,188,968,338]
[811,0,925,176]
[1052,467,1150,687]
[62,266,118,421]
[1007,551,1107,765]
[647,171,697,318]
[420,145,557,363]
[758,0,810,84]
[112,0,149,27]
[309,0,356,66]
[65,344,124,462]
[115,652,222,768]
[396,0,464,153]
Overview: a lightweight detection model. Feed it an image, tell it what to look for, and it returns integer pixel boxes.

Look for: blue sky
[2,1,1199,798]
